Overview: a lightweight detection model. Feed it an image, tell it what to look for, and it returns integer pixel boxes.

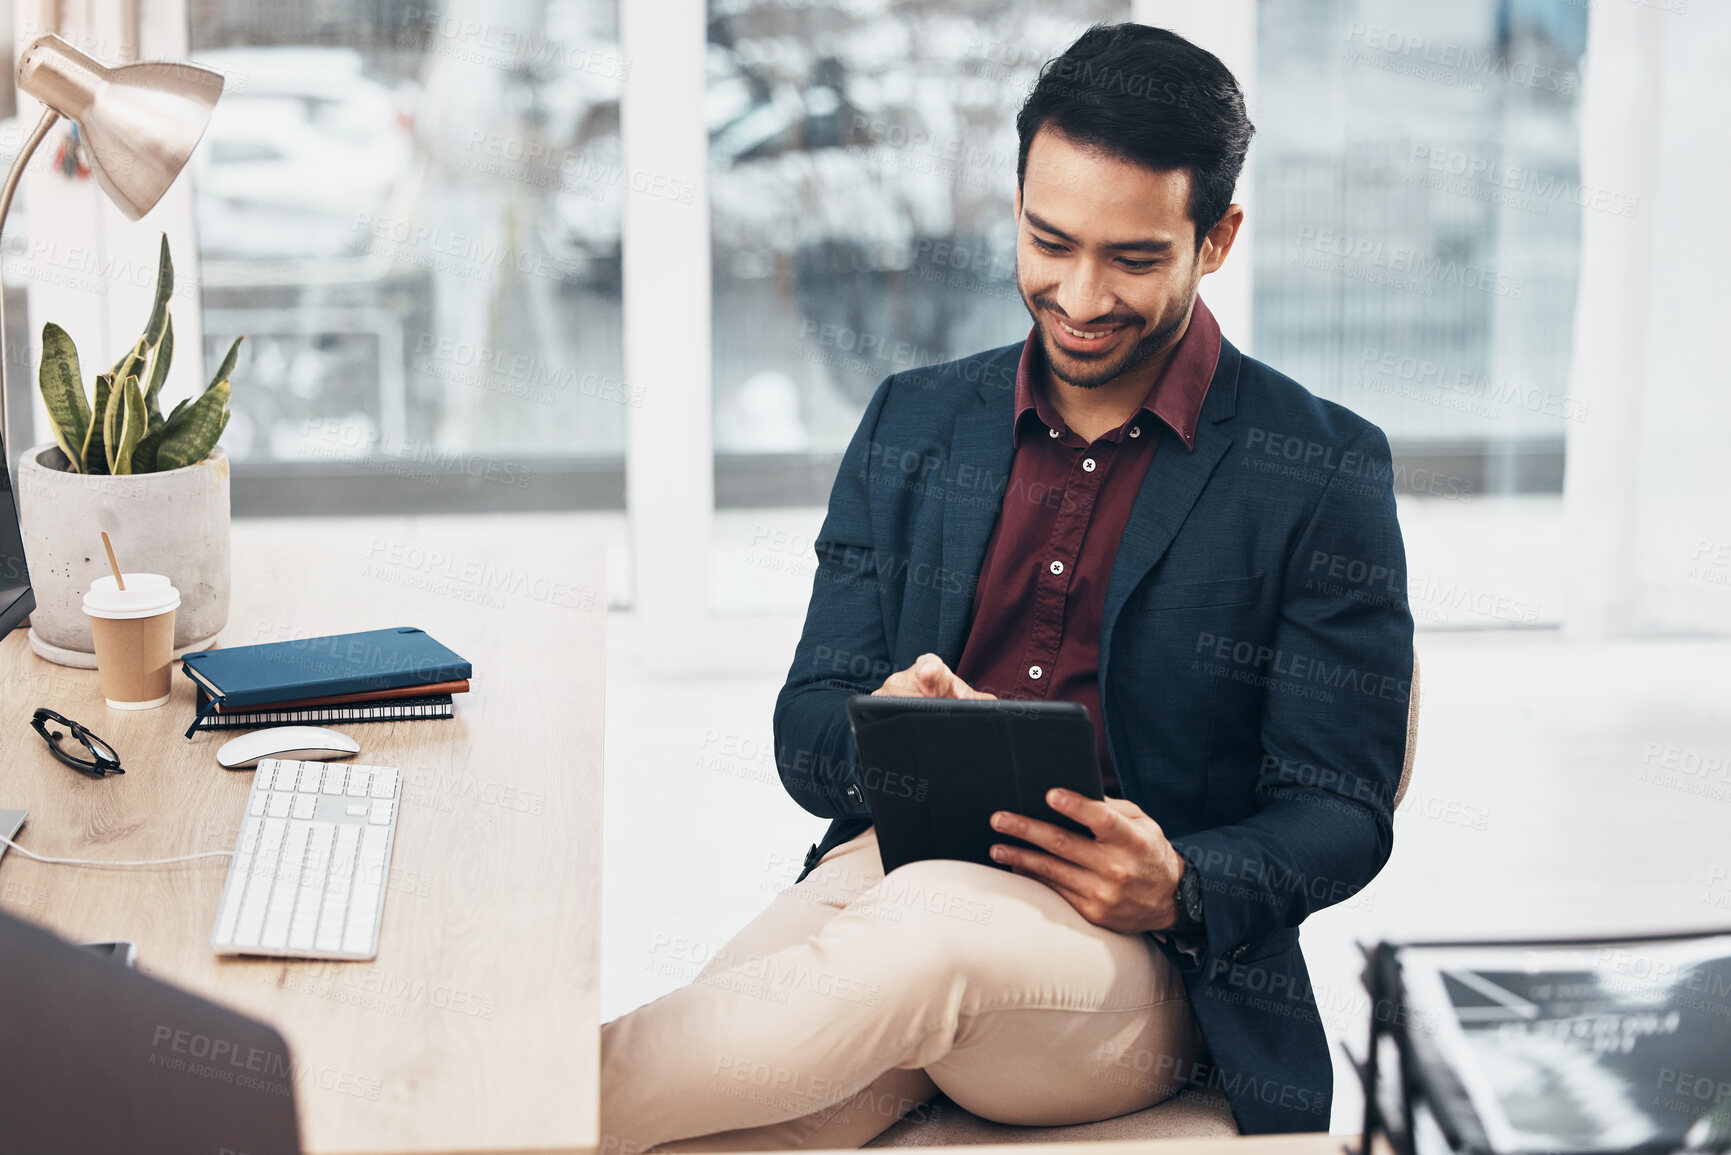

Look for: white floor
[602,495,1731,1136]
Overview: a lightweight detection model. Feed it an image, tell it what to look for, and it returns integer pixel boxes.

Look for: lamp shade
[15,34,223,220]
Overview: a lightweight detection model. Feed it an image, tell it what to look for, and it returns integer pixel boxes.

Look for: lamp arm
[0,106,63,479]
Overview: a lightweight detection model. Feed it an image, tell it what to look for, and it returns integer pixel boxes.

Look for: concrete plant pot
[16,443,230,668]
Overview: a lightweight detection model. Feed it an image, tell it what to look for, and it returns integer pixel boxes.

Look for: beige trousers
[600,827,1203,1152]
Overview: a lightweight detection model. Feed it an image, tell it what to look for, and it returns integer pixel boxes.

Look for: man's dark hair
[1015,23,1255,248]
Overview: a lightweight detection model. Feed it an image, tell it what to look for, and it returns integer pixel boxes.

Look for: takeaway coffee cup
[83,574,181,709]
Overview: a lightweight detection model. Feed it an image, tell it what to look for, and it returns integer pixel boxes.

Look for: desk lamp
[0,34,223,484]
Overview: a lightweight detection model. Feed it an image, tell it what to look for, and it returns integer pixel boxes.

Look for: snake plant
[36,234,242,475]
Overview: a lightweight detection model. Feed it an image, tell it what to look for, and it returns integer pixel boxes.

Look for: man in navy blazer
[600,23,1412,1148]
[771,22,1415,1136]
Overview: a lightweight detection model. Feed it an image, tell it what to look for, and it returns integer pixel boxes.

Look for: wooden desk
[0,517,605,1155]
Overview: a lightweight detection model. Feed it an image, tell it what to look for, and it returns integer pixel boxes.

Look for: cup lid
[83,573,180,619]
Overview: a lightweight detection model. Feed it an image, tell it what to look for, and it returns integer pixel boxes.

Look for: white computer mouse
[216,726,360,770]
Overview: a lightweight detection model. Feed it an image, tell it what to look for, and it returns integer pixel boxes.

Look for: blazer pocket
[1237,926,1300,964]
[1138,573,1265,611]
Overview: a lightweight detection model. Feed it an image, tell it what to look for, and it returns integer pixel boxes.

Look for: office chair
[866,651,1423,1146]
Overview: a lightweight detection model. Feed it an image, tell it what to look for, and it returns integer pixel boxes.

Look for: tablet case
[845,695,1105,874]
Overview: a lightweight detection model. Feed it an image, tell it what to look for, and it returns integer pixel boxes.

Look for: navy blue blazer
[774,334,1414,1134]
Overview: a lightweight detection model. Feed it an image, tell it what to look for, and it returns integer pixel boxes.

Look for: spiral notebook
[182,627,471,736]
[192,694,456,730]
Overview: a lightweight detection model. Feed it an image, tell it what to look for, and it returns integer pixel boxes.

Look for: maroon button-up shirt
[954,297,1222,795]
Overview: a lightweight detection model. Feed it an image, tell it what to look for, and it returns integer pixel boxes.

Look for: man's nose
[1051,263,1117,325]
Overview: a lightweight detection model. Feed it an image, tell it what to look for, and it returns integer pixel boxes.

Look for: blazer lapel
[1100,341,1243,650]
[934,394,1016,662]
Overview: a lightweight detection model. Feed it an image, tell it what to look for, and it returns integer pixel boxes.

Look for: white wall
[1564,0,1731,636]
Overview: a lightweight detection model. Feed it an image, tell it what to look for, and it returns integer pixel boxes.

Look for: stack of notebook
[180,627,472,737]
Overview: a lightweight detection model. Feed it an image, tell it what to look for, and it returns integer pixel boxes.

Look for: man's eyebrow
[1022,208,1175,254]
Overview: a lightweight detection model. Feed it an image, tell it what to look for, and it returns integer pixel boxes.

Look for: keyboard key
[289,823,334,950]
[255,762,277,790]
[370,768,400,799]
[261,822,311,949]
[346,804,369,817]
[343,826,390,953]
[248,789,268,817]
[233,819,286,947]
[266,792,292,819]
[315,826,360,952]
[296,762,321,793]
[213,816,263,945]
[368,799,394,825]
[321,764,347,794]
[292,794,316,820]
[346,769,373,797]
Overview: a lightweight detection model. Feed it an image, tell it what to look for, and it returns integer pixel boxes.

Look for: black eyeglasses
[31,709,124,777]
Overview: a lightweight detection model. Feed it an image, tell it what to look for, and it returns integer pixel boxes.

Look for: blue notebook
[181,627,471,738]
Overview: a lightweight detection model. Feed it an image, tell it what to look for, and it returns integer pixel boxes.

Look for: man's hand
[988,791,1187,934]
[872,652,996,700]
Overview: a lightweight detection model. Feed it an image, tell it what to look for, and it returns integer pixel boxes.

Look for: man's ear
[1199,204,1245,277]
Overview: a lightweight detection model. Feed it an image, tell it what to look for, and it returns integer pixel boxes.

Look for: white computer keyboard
[211,758,402,960]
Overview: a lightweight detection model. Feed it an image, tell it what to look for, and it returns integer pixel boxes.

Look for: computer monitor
[0,419,33,634]
[0,908,303,1154]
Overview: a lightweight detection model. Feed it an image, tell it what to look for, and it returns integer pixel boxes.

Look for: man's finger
[990,810,1108,872]
[1045,789,1131,839]
[914,655,948,693]
[991,843,1098,895]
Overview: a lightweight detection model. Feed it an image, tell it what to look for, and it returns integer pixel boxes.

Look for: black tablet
[844,695,1106,874]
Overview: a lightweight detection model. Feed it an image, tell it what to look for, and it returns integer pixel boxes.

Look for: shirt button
[1049,560,1064,575]
[1048,427,1060,438]
[1028,665,1043,680]
[1082,458,1097,472]
[1128,426,1142,439]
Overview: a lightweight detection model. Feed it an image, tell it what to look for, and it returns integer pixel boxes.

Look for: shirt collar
[1012,295,1222,451]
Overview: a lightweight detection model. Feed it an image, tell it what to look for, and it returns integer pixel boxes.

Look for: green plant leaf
[131,425,165,474]
[82,374,112,475]
[208,336,243,392]
[143,314,173,428]
[152,378,230,471]
[102,372,125,473]
[132,373,186,472]
[111,337,148,395]
[133,391,184,472]
[108,235,174,379]
[143,234,173,348]
[105,236,174,388]
[109,376,146,475]
[37,322,89,472]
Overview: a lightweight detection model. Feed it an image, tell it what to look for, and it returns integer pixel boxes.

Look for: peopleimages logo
[1409,145,1639,219]
[1343,23,1577,94]
[1293,227,1526,298]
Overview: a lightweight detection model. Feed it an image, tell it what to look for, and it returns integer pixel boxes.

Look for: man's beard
[1021,290,1190,390]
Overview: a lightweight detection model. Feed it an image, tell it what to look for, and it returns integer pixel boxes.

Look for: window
[1254,0,1588,496]
[707,2,1132,504]
[189,0,626,514]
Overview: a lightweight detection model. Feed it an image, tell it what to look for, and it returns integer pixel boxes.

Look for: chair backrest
[1393,649,1420,809]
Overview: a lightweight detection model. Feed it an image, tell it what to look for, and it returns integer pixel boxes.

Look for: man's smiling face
[1015,125,1220,391]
